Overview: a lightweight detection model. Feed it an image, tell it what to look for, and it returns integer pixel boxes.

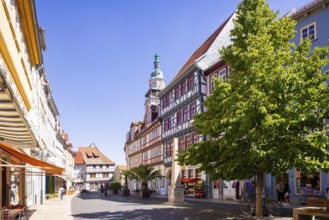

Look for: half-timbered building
[159,12,236,198]
[125,53,166,193]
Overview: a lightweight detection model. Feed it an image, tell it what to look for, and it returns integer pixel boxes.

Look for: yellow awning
[0,143,64,175]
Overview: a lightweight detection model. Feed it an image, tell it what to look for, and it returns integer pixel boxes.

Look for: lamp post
[39,149,50,205]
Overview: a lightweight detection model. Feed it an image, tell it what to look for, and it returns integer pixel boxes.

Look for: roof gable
[78,145,115,165]
[74,151,84,164]
[163,12,236,91]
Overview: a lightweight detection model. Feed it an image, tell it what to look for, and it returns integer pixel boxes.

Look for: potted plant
[125,164,161,199]
[122,170,130,197]
[109,181,121,195]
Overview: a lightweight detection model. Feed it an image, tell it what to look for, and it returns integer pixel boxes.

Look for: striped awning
[0,89,37,148]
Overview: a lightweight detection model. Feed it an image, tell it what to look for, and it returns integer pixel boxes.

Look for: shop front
[181,178,204,198]
[288,169,328,204]
[212,180,223,199]
[0,143,64,207]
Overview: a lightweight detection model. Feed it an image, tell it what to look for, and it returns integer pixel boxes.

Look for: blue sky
[35,0,313,166]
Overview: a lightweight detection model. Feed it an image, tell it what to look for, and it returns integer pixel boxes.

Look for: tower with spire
[144,52,166,127]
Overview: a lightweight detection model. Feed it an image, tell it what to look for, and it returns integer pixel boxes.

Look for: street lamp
[38,148,50,205]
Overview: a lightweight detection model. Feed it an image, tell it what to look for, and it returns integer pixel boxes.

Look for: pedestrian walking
[276,181,285,204]
[284,189,291,205]
[105,184,110,196]
[59,185,66,200]
[100,184,104,196]
[11,185,16,202]
[68,186,74,195]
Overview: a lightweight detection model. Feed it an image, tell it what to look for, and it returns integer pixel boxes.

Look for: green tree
[178,0,329,217]
[109,181,121,194]
[48,175,54,195]
[126,164,161,198]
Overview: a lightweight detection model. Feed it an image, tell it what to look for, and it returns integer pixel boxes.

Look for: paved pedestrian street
[67,192,298,220]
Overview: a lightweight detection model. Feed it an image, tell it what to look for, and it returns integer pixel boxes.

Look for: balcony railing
[86,177,111,182]
[85,168,114,173]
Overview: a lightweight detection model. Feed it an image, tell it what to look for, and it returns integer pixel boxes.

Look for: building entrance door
[223,180,236,200]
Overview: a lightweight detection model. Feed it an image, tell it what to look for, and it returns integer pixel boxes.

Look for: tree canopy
[177,0,329,215]
[178,0,329,181]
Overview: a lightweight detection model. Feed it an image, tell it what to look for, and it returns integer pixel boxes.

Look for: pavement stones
[29,191,298,220]
[29,192,76,220]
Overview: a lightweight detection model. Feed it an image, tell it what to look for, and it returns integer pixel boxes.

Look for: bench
[293,198,329,220]
[306,198,329,209]
[293,207,329,220]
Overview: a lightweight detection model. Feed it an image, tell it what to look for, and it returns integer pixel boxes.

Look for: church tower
[144,53,165,127]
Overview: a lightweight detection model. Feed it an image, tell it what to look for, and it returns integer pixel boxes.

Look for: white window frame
[219,68,227,82]
[300,22,317,41]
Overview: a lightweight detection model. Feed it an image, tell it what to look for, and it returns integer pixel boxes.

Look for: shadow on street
[71,192,293,220]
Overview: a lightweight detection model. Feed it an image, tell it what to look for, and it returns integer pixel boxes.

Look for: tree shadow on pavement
[72,192,289,220]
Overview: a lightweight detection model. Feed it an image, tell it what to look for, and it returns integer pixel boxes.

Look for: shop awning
[181,178,201,183]
[0,89,37,148]
[0,143,64,175]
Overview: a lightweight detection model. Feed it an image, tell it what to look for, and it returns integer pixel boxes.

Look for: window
[181,80,187,95]
[186,135,191,149]
[158,146,161,156]
[196,169,201,178]
[188,169,194,178]
[175,86,180,100]
[192,133,199,144]
[301,23,316,41]
[182,170,187,178]
[219,68,227,82]
[209,73,217,94]
[162,94,170,108]
[190,103,196,119]
[165,142,172,157]
[296,171,320,195]
[179,137,185,151]
[164,118,171,131]
[143,151,149,160]
[176,111,182,125]
[188,75,194,91]
[183,107,189,122]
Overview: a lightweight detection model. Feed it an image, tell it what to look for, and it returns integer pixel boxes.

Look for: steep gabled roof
[74,151,84,165]
[78,145,115,165]
[161,12,236,94]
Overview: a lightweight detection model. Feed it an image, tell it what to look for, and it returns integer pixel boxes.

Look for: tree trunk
[255,172,263,217]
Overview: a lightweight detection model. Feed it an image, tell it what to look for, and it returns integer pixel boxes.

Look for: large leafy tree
[178,0,329,216]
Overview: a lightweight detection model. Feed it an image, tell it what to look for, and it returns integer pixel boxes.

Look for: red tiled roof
[290,0,326,17]
[78,145,115,165]
[168,13,233,86]
[74,151,84,164]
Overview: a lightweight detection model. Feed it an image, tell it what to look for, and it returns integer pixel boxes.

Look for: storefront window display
[213,180,220,189]
[296,171,320,195]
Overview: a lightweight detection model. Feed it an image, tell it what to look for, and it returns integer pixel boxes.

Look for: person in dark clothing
[276,181,285,203]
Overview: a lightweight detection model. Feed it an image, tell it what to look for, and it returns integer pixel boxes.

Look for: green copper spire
[151,52,163,78]
[155,52,159,62]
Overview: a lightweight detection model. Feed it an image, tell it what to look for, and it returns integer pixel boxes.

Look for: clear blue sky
[35,0,313,166]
